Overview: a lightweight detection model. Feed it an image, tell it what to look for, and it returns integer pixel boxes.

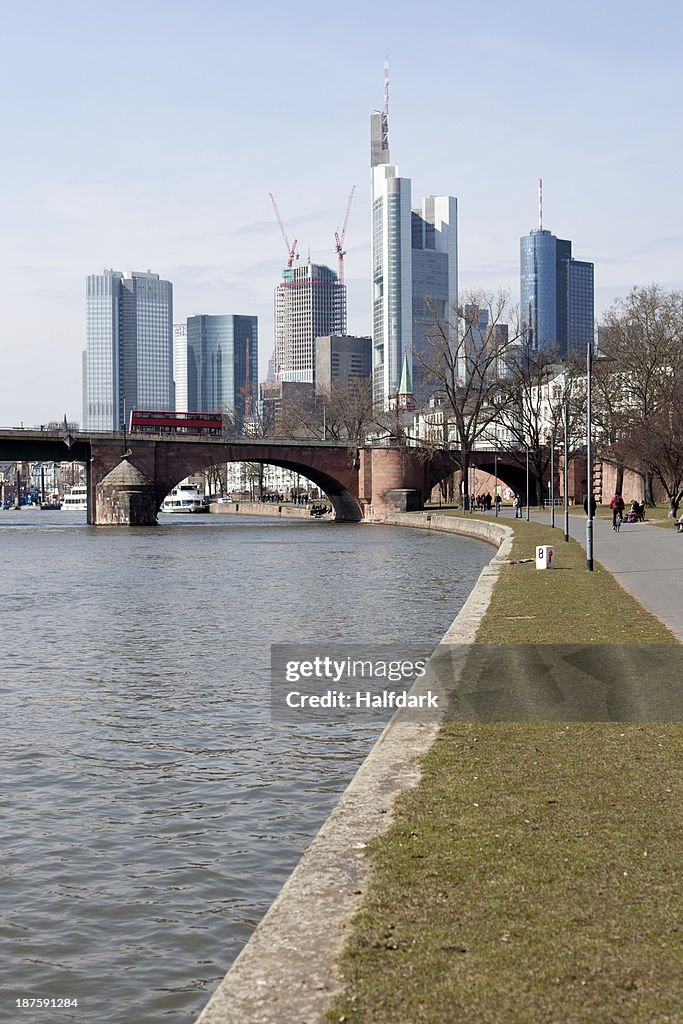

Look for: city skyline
[2,1,682,425]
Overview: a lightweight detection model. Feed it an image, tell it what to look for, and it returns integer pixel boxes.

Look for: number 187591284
[16,999,79,1009]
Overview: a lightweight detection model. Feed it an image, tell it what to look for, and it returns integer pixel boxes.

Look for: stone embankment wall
[209,501,332,520]
[193,512,512,1024]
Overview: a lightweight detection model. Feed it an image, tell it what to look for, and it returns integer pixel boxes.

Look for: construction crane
[334,185,356,283]
[268,193,298,268]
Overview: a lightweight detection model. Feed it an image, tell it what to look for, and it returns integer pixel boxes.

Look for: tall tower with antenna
[520,181,594,357]
[370,60,458,408]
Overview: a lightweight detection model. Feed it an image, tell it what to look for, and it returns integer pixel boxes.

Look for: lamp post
[550,432,555,528]
[526,447,530,521]
[586,338,596,569]
[586,342,616,571]
[494,446,499,517]
[563,400,569,542]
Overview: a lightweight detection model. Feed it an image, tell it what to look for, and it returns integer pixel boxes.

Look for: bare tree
[614,401,683,517]
[204,463,228,498]
[497,338,585,505]
[596,285,683,505]
[416,290,524,508]
[316,377,378,443]
[271,376,391,447]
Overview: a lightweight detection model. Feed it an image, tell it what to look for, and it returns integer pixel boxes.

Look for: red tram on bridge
[128,410,224,435]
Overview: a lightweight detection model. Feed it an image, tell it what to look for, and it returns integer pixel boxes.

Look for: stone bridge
[0,429,536,525]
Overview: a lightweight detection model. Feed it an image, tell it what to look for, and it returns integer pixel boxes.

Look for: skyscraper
[520,191,594,357]
[314,335,372,395]
[370,67,457,407]
[83,269,173,431]
[411,196,458,397]
[186,314,258,426]
[173,324,188,412]
[274,261,345,383]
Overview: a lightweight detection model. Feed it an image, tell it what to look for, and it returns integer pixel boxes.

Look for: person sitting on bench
[630,500,645,522]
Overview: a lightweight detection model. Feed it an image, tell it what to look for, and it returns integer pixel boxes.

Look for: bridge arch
[425,451,541,505]
[162,455,363,522]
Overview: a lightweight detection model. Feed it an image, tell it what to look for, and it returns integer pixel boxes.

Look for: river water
[0,510,491,1024]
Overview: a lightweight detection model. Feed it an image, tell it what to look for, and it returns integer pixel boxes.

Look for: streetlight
[563,400,569,543]
[526,447,530,522]
[494,445,499,517]
[586,341,616,572]
[550,431,555,528]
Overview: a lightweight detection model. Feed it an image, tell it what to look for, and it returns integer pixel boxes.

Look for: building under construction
[274,261,346,383]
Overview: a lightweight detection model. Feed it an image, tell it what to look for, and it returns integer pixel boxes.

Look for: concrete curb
[193,514,513,1024]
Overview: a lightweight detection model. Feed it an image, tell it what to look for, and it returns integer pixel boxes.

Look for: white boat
[62,485,88,512]
[161,484,208,514]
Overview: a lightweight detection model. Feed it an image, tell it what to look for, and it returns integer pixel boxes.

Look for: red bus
[128,410,224,435]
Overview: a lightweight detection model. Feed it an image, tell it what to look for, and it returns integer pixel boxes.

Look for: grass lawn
[640,505,681,530]
[326,519,681,1024]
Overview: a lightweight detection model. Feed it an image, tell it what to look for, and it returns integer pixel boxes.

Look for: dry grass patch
[327,723,682,1024]
[326,515,680,1024]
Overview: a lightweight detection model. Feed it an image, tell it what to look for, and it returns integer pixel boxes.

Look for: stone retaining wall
[209,501,332,520]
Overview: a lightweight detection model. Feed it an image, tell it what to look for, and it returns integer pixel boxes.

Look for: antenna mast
[538,177,543,230]
[381,55,389,154]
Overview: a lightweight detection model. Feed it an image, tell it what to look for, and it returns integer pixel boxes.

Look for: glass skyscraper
[83,269,174,431]
[370,93,457,408]
[411,196,458,400]
[186,314,258,426]
[173,324,188,412]
[520,229,594,357]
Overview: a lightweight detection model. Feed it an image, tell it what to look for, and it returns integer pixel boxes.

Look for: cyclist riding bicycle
[609,493,625,530]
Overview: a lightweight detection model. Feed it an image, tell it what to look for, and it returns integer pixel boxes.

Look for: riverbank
[328,514,682,1024]
[194,517,510,1024]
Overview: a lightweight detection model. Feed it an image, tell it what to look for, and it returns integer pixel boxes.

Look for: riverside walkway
[496,507,683,640]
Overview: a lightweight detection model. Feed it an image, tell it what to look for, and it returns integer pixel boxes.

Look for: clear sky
[2,0,681,426]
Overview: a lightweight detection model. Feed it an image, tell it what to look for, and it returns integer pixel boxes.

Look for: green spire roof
[398,354,412,395]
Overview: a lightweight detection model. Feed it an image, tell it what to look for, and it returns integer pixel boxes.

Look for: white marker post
[536,545,555,570]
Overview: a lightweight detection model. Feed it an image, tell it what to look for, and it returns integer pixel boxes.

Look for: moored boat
[161,484,208,513]
[62,485,88,512]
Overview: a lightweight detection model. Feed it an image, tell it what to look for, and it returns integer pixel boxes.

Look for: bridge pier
[94,456,158,526]
[359,447,430,518]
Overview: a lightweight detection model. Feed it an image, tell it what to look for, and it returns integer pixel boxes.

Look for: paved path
[493,508,683,640]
